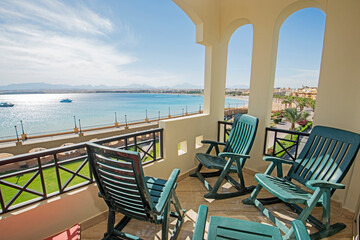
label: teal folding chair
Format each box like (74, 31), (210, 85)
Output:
(243, 126), (360, 239)
(86, 142), (186, 240)
(190, 114), (258, 199)
(193, 205), (310, 240)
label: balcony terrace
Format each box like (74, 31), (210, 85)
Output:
(81, 171), (354, 239)
(0, 0), (359, 239)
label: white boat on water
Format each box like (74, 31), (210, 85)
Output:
(0, 102), (14, 107)
(60, 98), (72, 103)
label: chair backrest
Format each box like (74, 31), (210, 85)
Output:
(86, 142), (155, 222)
(224, 114), (259, 155)
(289, 126), (360, 188)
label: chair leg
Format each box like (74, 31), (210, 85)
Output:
(321, 190), (331, 229)
(114, 215), (132, 232)
(171, 191), (185, 218)
(105, 209), (116, 238)
(162, 201), (170, 240)
(242, 184), (263, 205)
(203, 160), (232, 199)
(104, 213), (133, 240)
(203, 161), (255, 199)
(189, 163), (203, 177)
(170, 191), (186, 240)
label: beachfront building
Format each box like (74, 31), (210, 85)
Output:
(273, 87), (293, 97)
(0, 0), (359, 239)
(293, 86), (318, 100)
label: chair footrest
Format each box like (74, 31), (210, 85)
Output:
(255, 174), (313, 204)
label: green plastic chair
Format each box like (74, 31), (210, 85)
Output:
(86, 142), (186, 240)
(190, 114), (258, 199)
(243, 126), (360, 239)
(193, 205), (310, 240)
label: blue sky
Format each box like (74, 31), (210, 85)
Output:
(0, 1), (325, 89)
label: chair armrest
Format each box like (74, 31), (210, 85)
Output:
(263, 156), (294, 165)
(305, 180), (345, 189)
(292, 220), (310, 240)
(154, 169), (180, 214)
(219, 152), (250, 159)
(193, 205), (208, 240)
(201, 140), (226, 146)
(263, 156), (293, 176)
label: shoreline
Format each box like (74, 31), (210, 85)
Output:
(226, 95), (290, 111)
(226, 95), (249, 108)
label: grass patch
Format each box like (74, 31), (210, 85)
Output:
(0, 158), (90, 211)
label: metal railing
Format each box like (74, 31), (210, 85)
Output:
(0, 128), (163, 214)
(217, 121), (233, 142)
(263, 127), (310, 160)
(1, 108), (202, 142)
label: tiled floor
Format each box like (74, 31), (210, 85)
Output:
(81, 169), (354, 239)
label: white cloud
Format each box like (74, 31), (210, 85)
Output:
(0, 0), (164, 87)
(0, 0), (194, 88)
(0, 0), (113, 35)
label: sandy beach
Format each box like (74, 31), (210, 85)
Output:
(226, 95), (297, 112)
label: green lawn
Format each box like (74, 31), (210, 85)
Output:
(0, 158), (90, 211)
(274, 134), (298, 157)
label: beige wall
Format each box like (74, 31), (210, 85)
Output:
(314, 0), (360, 211)
(0, 185), (107, 240)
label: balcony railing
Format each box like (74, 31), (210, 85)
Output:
(217, 121), (233, 142)
(263, 127), (310, 160)
(0, 128), (163, 214)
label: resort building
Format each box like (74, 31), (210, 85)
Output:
(0, 0), (359, 239)
(293, 87), (318, 100)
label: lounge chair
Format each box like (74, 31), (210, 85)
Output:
(190, 114), (258, 199)
(243, 126), (360, 239)
(86, 142), (186, 240)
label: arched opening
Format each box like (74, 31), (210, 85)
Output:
(271, 8), (325, 131)
(225, 24), (253, 119)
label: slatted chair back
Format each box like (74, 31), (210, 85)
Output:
(86, 142), (155, 222)
(288, 126), (360, 189)
(224, 114), (258, 157)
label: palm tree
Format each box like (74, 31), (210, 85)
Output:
(283, 108), (302, 131)
(301, 111), (311, 121)
(281, 96), (294, 109)
(307, 99), (316, 111)
(295, 97), (308, 111)
(281, 99), (291, 108)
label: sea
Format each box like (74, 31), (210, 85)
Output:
(0, 93), (248, 139)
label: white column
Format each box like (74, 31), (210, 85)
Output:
(203, 42), (229, 124)
(314, 0), (360, 212)
(247, 20), (280, 171)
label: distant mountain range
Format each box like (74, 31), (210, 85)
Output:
(0, 82), (204, 91)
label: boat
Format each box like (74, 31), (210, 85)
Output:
(0, 102), (14, 107)
(60, 98), (72, 103)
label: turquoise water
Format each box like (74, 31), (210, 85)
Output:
(0, 93), (247, 139)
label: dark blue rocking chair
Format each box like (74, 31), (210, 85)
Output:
(86, 142), (186, 240)
(190, 114), (258, 199)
